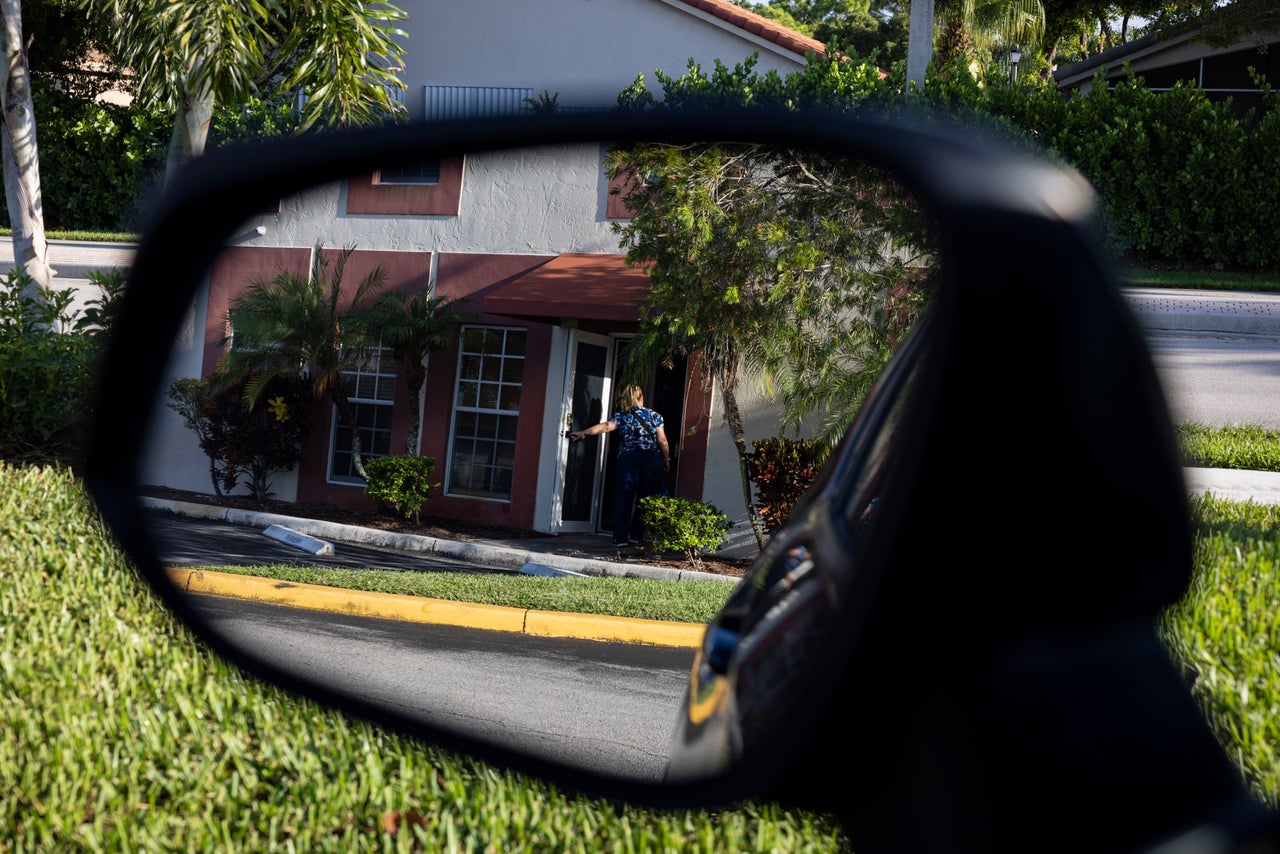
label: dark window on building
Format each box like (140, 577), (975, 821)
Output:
(377, 162), (442, 185)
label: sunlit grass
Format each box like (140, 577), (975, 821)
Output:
(1162, 494), (1280, 807)
(1, 462), (844, 851)
(196, 562), (733, 624)
(1179, 422), (1280, 472)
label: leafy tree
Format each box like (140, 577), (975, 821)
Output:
(218, 245), (388, 481)
(1144, 0), (1280, 47)
(933, 0), (1047, 72)
(734, 0), (884, 52)
(611, 55), (935, 548)
(1039, 0), (1167, 65)
(733, 0), (910, 70)
(22, 0), (114, 94)
(359, 290), (476, 457)
(79, 0), (409, 183)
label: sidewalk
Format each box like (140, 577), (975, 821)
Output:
(1123, 287), (1280, 337)
(1183, 467), (1280, 506)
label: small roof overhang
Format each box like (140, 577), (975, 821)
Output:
(481, 253), (650, 323)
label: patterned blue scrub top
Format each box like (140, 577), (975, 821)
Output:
(610, 406), (664, 453)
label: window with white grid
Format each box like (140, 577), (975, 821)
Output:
(447, 326), (526, 499)
(329, 345), (396, 483)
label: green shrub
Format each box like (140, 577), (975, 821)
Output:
(27, 76), (171, 232)
(167, 372), (312, 501)
(0, 268), (96, 463)
(26, 81), (303, 233)
(72, 266), (129, 344)
(364, 455), (440, 524)
(983, 69), (1280, 271)
(747, 436), (822, 534)
(639, 495), (731, 569)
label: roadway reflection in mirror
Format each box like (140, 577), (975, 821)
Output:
(187, 592), (694, 781)
(135, 138), (938, 783)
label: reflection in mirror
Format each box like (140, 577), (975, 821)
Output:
(133, 138), (939, 783)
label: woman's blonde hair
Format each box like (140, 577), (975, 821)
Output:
(616, 383), (644, 410)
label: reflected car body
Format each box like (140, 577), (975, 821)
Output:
(669, 307), (930, 782)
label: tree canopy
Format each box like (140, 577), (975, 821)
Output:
(80, 0), (408, 178)
(611, 55), (938, 542)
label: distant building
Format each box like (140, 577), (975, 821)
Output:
(143, 0), (823, 552)
(1054, 27), (1278, 116)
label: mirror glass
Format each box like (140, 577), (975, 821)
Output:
(131, 137), (940, 784)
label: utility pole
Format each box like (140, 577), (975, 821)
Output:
(906, 0), (934, 88)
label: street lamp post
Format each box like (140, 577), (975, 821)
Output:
(1009, 44), (1022, 83)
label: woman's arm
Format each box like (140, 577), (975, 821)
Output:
(569, 420), (615, 441)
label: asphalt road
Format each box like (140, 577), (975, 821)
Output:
(189, 591), (693, 781)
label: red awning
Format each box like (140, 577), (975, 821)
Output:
(481, 253), (649, 322)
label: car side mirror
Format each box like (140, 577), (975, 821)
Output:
(84, 107), (1277, 848)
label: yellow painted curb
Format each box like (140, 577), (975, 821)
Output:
(525, 609), (705, 648)
(164, 568), (703, 648)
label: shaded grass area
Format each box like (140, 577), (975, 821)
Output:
(1120, 267), (1280, 292)
(1, 463), (845, 852)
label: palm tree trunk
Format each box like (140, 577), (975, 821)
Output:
(403, 361), (427, 456)
(0, 0), (53, 298)
(165, 83), (214, 187)
(332, 393), (369, 480)
(719, 378), (768, 550)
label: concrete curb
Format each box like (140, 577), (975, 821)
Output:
(1122, 288), (1280, 339)
(166, 567), (705, 648)
(1183, 466), (1280, 506)
(1128, 310), (1280, 337)
(141, 496), (737, 584)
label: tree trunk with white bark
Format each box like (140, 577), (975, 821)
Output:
(0, 0), (53, 299)
(164, 84), (215, 187)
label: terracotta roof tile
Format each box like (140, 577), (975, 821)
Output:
(675, 0), (827, 59)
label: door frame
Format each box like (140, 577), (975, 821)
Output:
(552, 329), (616, 533)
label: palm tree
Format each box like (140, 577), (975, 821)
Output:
(361, 289), (476, 456)
(218, 244), (388, 480)
(84, 0), (408, 183)
(933, 0), (1046, 70)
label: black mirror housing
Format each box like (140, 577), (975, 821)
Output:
(84, 106), (1277, 849)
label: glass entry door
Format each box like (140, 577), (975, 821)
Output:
(558, 331), (613, 533)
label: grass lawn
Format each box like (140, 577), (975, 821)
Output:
(1119, 266), (1280, 292)
(1, 463), (844, 852)
(5, 453), (1280, 848)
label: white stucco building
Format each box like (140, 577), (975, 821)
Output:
(145, 0), (825, 554)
